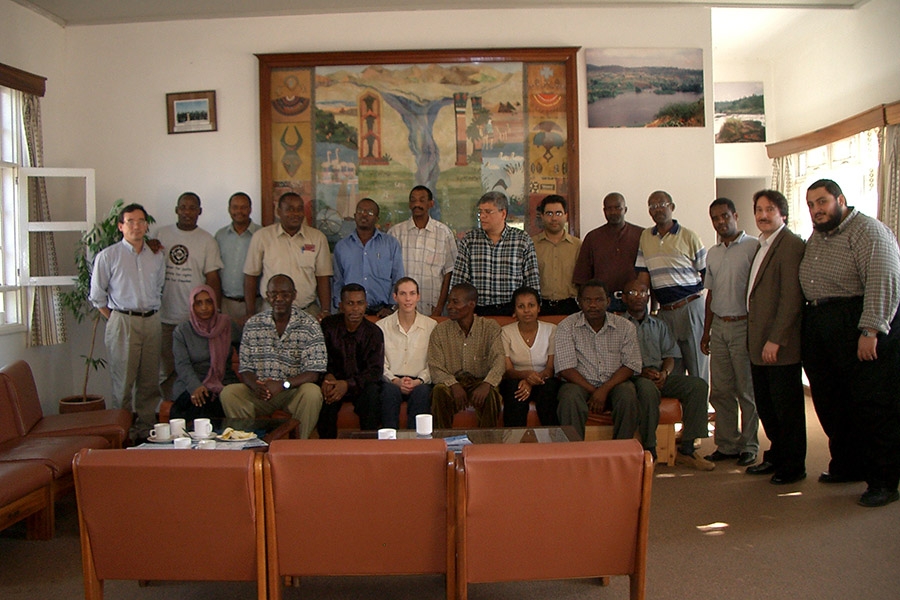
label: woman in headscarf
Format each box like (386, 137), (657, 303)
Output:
(170, 284), (240, 421)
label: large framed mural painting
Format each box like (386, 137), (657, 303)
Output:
(257, 48), (580, 245)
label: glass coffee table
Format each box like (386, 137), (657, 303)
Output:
(338, 426), (580, 444)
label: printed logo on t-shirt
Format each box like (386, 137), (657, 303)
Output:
(169, 244), (189, 266)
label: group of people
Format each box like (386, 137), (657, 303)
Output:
(89, 178), (900, 507)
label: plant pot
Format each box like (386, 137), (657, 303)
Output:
(59, 395), (106, 414)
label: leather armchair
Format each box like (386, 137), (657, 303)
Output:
(456, 439), (652, 600)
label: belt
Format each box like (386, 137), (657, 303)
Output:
(659, 293), (701, 311)
(115, 309), (157, 318)
(715, 314), (747, 322)
(806, 296), (863, 307)
(224, 295), (245, 302)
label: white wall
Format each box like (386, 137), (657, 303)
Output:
(767, 0), (900, 140)
(56, 7), (716, 245)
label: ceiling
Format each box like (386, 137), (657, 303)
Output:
(10, 0), (864, 27)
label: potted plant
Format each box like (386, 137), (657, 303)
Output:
(59, 199), (153, 413)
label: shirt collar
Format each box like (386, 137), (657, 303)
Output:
(651, 219), (681, 237)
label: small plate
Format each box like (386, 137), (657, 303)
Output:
(216, 432), (258, 442)
(189, 431), (217, 440)
(146, 436), (174, 444)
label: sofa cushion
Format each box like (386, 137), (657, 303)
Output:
(0, 360), (44, 433)
(26, 410), (132, 448)
(0, 461), (53, 507)
(0, 435), (110, 477)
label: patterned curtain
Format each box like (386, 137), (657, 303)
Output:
(879, 124), (900, 239)
(23, 93), (67, 346)
(770, 155), (802, 233)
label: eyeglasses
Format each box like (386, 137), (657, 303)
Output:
(625, 290), (649, 297)
(122, 219), (148, 227)
(355, 209), (376, 217)
(476, 208), (499, 217)
(648, 202), (672, 210)
(542, 210), (565, 218)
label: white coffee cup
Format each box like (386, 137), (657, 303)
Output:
(169, 418), (186, 438)
(173, 437), (192, 449)
(193, 418), (213, 438)
(149, 423), (170, 441)
(198, 439), (217, 450)
(377, 428), (397, 440)
(416, 414), (433, 436)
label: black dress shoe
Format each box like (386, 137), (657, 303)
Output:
(857, 487), (900, 507)
(746, 461), (775, 475)
(771, 472), (806, 485)
(818, 471), (866, 484)
(737, 452), (757, 467)
(704, 450), (740, 462)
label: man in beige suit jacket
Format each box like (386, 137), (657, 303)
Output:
(745, 189), (807, 484)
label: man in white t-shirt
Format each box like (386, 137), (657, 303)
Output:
(376, 277), (437, 429)
(154, 192), (223, 401)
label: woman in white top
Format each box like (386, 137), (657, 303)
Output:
(499, 286), (560, 426)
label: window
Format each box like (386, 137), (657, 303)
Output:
(0, 84), (25, 331)
(0, 84), (95, 336)
(787, 127), (880, 239)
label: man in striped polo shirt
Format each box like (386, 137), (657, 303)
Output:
(635, 190), (709, 383)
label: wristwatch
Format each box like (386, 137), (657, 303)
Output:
(283, 379), (291, 390)
(860, 329), (877, 338)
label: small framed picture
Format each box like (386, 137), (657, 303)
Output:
(166, 90), (217, 134)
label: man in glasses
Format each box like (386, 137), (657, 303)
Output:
(532, 194), (581, 315)
(451, 191), (541, 316)
(622, 279), (713, 470)
(635, 190), (709, 383)
(332, 197), (404, 318)
(220, 274), (326, 439)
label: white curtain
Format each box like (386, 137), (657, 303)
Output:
(879, 124), (900, 239)
(23, 93), (67, 346)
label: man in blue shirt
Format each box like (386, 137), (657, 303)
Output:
(215, 192), (260, 325)
(332, 198), (404, 318)
(89, 203), (166, 441)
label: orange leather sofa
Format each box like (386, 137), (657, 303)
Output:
(1, 360), (132, 449)
(264, 439), (456, 600)
(73, 448), (266, 600)
(456, 439), (653, 599)
(0, 368), (110, 513)
(0, 461), (54, 540)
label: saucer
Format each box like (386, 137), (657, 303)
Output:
(146, 436), (174, 444)
(189, 431), (217, 440)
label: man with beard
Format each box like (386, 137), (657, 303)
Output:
(532, 194), (581, 315)
(800, 179), (900, 507)
(573, 192), (644, 313)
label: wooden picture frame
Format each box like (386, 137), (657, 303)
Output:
(257, 48), (580, 241)
(166, 90), (217, 134)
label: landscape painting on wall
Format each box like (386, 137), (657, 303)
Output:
(585, 48), (704, 128)
(714, 82), (766, 143)
(257, 48), (580, 245)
